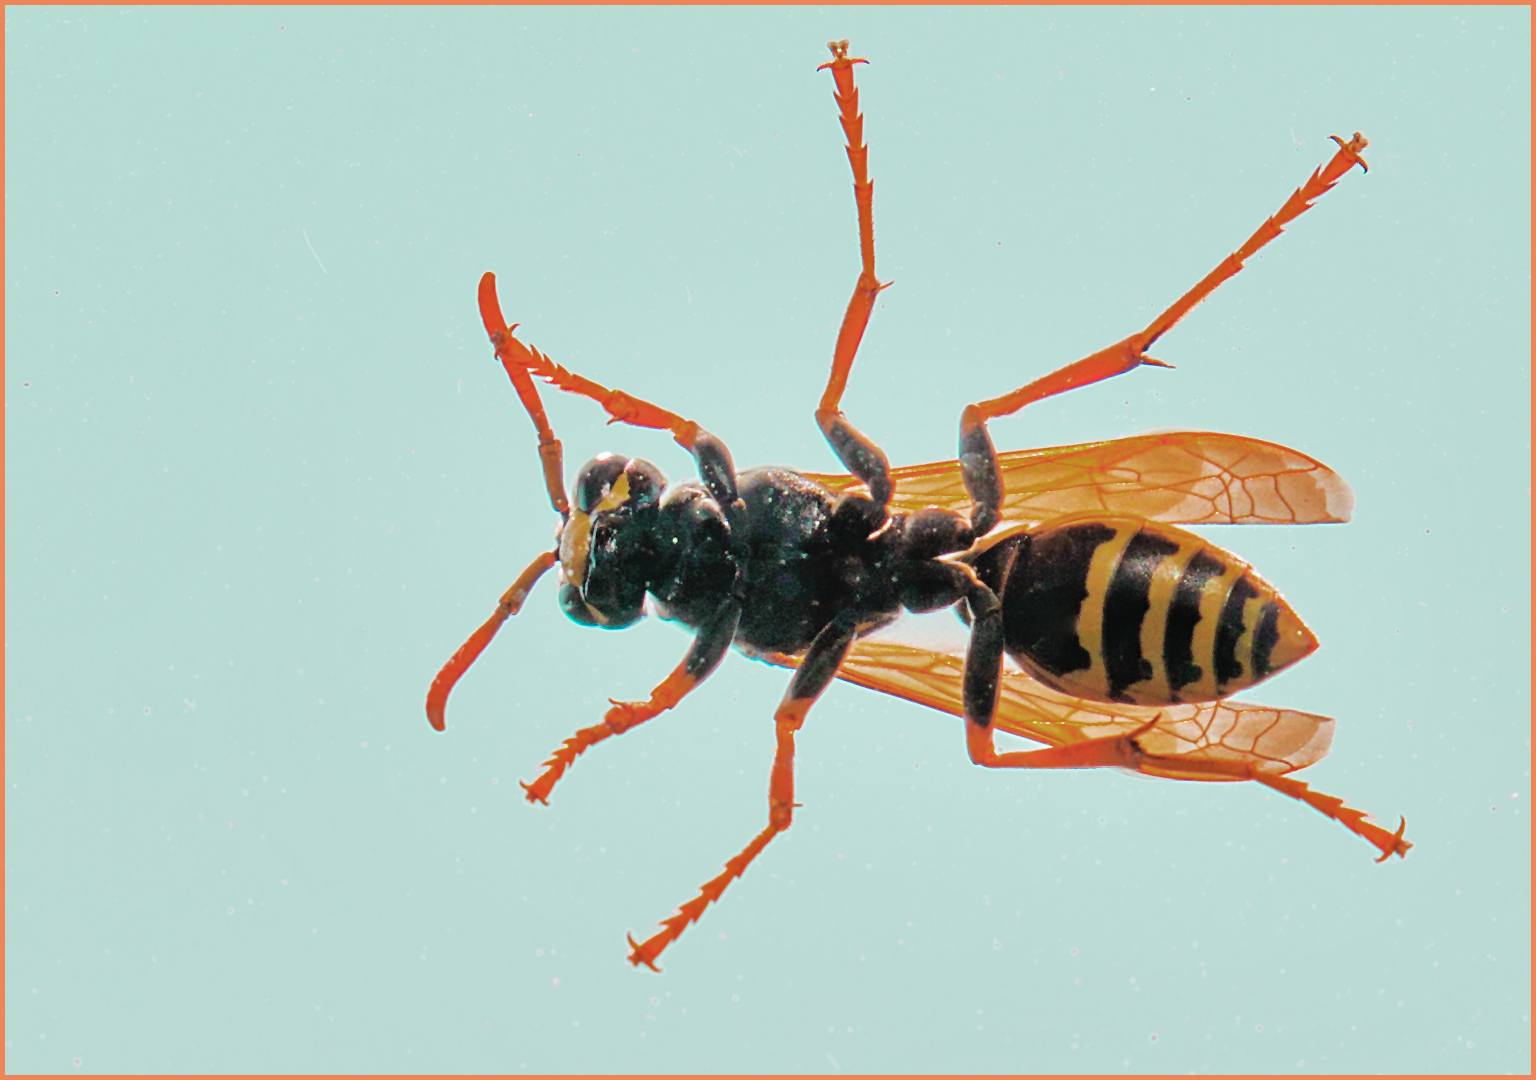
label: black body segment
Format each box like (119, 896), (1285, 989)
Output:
(1101, 529), (1183, 700)
(785, 611), (863, 705)
(1164, 548), (1226, 695)
(682, 600), (743, 681)
(996, 521), (1118, 685)
(690, 429), (741, 515)
(958, 413), (1004, 536)
(557, 449), (1316, 718)
(961, 581), (1004, 726)
(979, 517), (1315, 707)
(1214, 575), (1263, 689)
(817, 412), (894, 507)
(1250, 601), (1285, 681)
(564, 461), (981, 664)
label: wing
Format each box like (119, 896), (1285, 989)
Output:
(801, 430), (1353, 526)
(761, 637), (1334, 782)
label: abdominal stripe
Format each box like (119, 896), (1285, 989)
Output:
(1101, 529), (1181, 701)
(1164, 549), (1225, 695)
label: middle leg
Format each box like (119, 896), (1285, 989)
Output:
(625, 611), (861, 971)
(814, 40), (895, 507)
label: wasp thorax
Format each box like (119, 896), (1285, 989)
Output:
(557, 454), (666, 628)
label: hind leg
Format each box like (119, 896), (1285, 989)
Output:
(957, 134), (1369, 535)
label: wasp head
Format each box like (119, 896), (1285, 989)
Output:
(557, 453), (666, 628)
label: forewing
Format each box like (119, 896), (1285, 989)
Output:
(761, 637), (1334, 781)
(803, 431), (1353, 525)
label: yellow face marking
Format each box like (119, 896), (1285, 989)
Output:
(559, 471), (633, 591)
(1182, 556), (1245, 702)
(1128, 535), (1203, 705)
(1069, 523), (1137, 700)
(559, 510), (593, 589)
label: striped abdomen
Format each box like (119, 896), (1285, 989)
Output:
(991, 516), (1316, 706)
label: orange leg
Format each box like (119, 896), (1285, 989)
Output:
(966, 716), (1154, 771)
(522, 598), (741, 803)
(627, 700), (806, 972)
(424, 275), (582, 732)
(520, 660), (704, 806)
(425, 551), (558, 731)
(483, 270), (749, 539)
(1132, 132), (1369, 352)
(973, 132), (1370, 425)
(958, 133), (1370, 533)
(478, 271), (707, 457)
(814, 40), (896, 505)
(964, 718), (1409, 861)
(1252, 771), (1411, 863)
(476, 272), (571, 518)
(625, 614), (858, 970)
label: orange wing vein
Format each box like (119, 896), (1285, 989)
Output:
(767, 638), (1333, 780)
(801, 430), (1353, 526)
(758, 639), (1409, 859)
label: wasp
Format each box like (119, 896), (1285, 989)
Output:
(427, 40), (1409, 972)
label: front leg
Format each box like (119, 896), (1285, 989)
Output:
(480, 271), (720, 467)
(520, 600), (741, 804)
(687, 428), (747, 536)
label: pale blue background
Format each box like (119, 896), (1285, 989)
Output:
(6, 6), (1530, 1074)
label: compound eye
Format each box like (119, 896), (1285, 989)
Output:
(558, 583), (603, 626)
(623, 459), (666, 510)
(573, 454), (632, 514)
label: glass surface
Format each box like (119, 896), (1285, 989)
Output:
(6, 6), (1529, 1073)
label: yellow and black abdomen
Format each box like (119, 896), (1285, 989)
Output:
(983, 515), (1317, 706)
